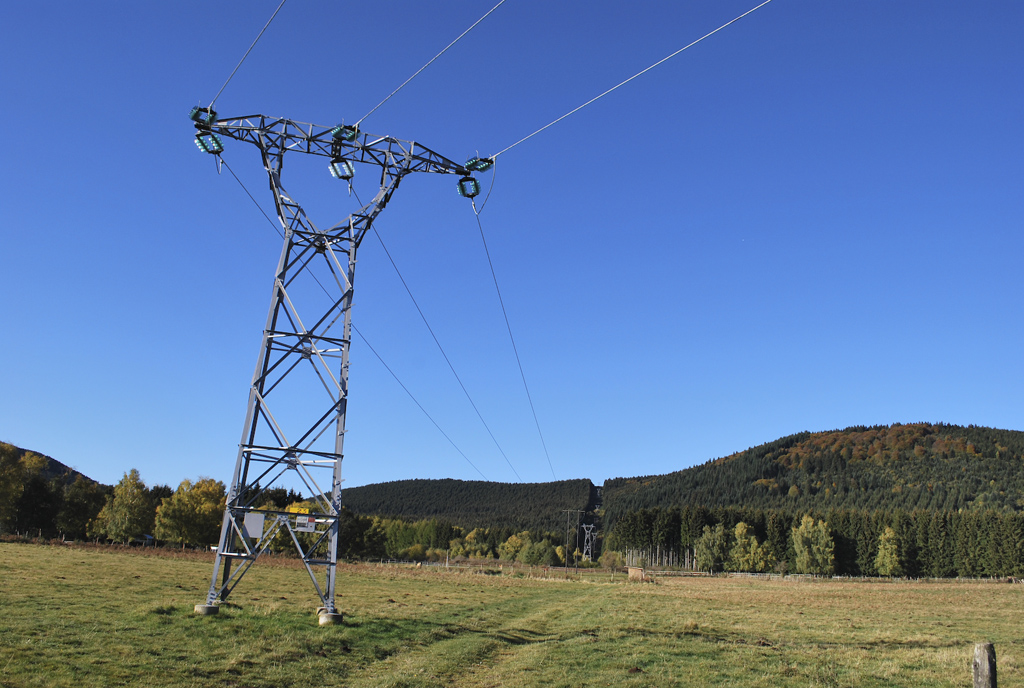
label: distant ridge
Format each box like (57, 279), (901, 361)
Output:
(13, 423), (1022, 537)
(602, 423), (1024, 528)
(342, 477), (593, 533)
(333, 424), (1024, 533)
(1, 442), (99, 486)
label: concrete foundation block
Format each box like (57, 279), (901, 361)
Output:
(318, 612), (344, 626)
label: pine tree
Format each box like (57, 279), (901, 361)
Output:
(854, 511), (879, 576)
(765, 511), (791, 569)
(828, 509), (857, 575)
(1001, 513), (1024, 577)
(891, 510), (919, 577)
(927, 512), (954, 578)
(952, 512), (976, 577)
(914, 511), (931, 576)
(979, 511), (1003, 577)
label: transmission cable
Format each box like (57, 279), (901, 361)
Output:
(471, 197), (556, 481)
(209, 0), (289, 109)
(353, 190), (523, 481)
(352, 324), (488, 480)
(491, 0), (773, 158)
(219, 155), (487, 479)
(222, 157), (284, 240)
(355, 0), (507, 126)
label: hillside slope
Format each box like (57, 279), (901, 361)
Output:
(602, 423), (1024, 527)
(2, 442), (97, 486)
(341, 478), (593, 533)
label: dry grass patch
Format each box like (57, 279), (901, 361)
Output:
(1, 543), (1022, 687)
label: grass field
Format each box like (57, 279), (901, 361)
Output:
(0, 542), (1020, 687)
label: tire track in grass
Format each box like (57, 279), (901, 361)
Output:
(442, 582), (624, 687)
(342, 581), (576, 687)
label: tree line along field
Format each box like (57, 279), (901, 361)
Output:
(609, 505), (1024, 577)
(8, 424), (1024, 579)
(1, 541), (1022, 688)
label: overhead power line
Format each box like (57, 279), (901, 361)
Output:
(210, 0), (289, 108)
(356, 186), (522, 482)
(491, 0), (774, 158)
(356, 0), (508, 126)
(369, 224), (523, 481)
(352, 324), (488, 480)
(472, 200), (557, 481)
(221, 157), (284, 240)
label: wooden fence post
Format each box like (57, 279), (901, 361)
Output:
(973, 642), (996, 688)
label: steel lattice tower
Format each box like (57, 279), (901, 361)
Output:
(189, 108), (487, 623)
(581, 523), (595, 562)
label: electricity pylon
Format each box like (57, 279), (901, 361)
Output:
(189, 107), (487, 624)
(581, 523), (595, 562)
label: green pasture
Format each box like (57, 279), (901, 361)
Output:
(0, 542), (1020, 687)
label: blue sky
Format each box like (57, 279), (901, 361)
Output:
(1, 1), (1022, 491)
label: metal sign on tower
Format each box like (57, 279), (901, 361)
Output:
(189, 106), (488, 625)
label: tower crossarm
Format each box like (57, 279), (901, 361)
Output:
(195, 113), (472, 176)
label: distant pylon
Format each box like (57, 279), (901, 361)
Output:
(581, 523), (595, 562)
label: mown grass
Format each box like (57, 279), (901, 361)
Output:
(0, 542), (1021, 687)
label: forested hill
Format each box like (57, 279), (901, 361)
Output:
(341, 478), (593, 533)
(602, 424), (1024, 528)
(4, 443), (96, 486)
